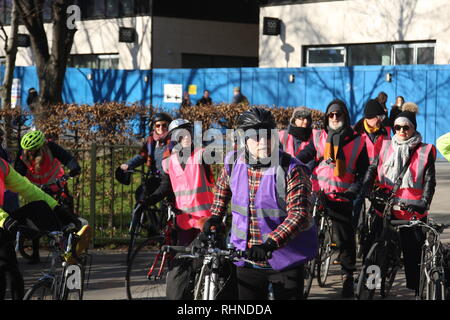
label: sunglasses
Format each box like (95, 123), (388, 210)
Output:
(394, 125), (411, 132)
(154, 123), (168, 129)
(328, 112), (343, 119)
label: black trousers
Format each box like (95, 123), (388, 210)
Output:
(236, 265), (304, 300)
(326, 200), (356, 276)
(0, 229), (24, 300)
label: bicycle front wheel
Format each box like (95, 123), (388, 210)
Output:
(303, 257), (316, 299)
(355, 242), (379, 300)
(125, 237), (168, 300)
(23, 279), (55, 300)
(316, 218), (333, 287)
(61, 264), (84, 300)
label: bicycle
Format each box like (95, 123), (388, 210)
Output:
(162, 231), (252, 300)
(355, 202), (412, 300)
(417, 219), (450, 300)
(312, 190), (348, 288)
(123, 169), (164, 263)
(18, 174), (74, 262)
(22, 221), (92, 300)
(125, 202), (178, 300)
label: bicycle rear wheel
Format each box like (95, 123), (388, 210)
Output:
(125, 237), (168, 300)
(23, 279), (55, 300)
(316, 218), (332, 287)
(303, 257), (316, 299)
(18, 235), (40, 262)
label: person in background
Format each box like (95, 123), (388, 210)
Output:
(389, 95), (405, 127)
(196, 90), (213, 106)
(231, 86), (249, 105)
(278, 106), (315, 171)
(180, 91), (192, 108)
(0, 128), (19, 216)
(376, 91), (390, 127)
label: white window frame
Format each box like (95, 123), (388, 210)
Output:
(393, 43), (435, 65)
(306, 46), (346, 67)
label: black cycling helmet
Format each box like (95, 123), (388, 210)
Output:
(236, 107), (276, 131)
(151, 112), (172, 126)
(115, 166), (131, 185)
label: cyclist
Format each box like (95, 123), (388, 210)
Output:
(0, 157), (81, 300)
(148, 119), (215, 299)
(203, 107), (317, 300)
(437, 132), (450, 162)
(119, 112), (173, 175)
(14, 130), (81, 263)
(352, 99), (391, 229)
(362, 107), (436, 296)
(278, 106), (315, 171)
(297, 99), (369, 298)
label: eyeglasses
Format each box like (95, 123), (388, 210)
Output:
(328, 112), (343, 119)
(154, 123), (168, 129)
(394, 125), (411, 132)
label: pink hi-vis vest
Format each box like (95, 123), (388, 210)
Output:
(0, 159), (10, 206)
(362, 126), (391, 165)
(377, 140), (436, 220)
(278, 130), (312, 157)
(311, 129), (366, 202)
(162, 148), (213, 230)
(20, 145), (65, 185)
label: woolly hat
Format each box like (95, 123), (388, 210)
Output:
(290, 106), (312, 124)
(364, 99), (385, 118)
(395, 111), (417, 130)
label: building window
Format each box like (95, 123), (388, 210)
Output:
(305, 41), (435, 67)
(306, 47), (346, 66)
(68, 54), (119, 69)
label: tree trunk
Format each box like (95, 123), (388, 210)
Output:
(1, 0), (20, 150)
(15, 0), (76, 128)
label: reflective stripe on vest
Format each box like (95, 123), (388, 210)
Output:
(363, 127), (391, 164)
(311, 131), (365, 200)
(377, 140), (435, 219)
(0, 159), (9, 206)
(167, 148), (213, 230)
(21, 145), (64, 185)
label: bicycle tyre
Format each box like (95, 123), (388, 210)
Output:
(125, 236), (168, 300)
(127, 204), (145, 262)
(316, 218), (332, 287)
(355, 242), (378, 300)
(193, 263), (209, 300)
(23, 279), (55, 300)
(380, 244), (400, 298)
(430, 272), (446, 300)
(303, 257), (316, 299)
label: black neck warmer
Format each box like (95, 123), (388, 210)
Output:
(288, 125), (312, 141)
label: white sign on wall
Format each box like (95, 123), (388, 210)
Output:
(11, 78), (21, 109)
(164, 84), (183, 103)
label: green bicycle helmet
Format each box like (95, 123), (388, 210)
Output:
(21, 130), (45, 150)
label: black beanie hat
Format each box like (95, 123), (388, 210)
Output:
(364, 99), (385, 118)
(395, 111), (417, 129)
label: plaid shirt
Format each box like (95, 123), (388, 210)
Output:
(210, 161), (312, 267)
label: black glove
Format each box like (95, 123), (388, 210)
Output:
(53, 205), (81, 231)
(406, 200), (428, 214)
(3, 216), (40, 239)
(335, 191), (357, 201)
(246, 238), (278, 262)
(3, 215), (20, 234)
(202, 215), (223, 234)
(69, 166), (81, 178)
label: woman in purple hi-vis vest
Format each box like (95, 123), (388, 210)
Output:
(203, 107), (317, 300)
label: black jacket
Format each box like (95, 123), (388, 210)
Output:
(362, 144), (436, 206)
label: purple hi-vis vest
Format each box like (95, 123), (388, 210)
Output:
(225, 150), (318, 271)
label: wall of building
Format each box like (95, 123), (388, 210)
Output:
(259, 0), (450, 67)
(0, 16), (258, 70)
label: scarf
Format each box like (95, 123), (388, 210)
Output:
(324, 125), (353, 177)
(288, 125), (312, 142)
(363, 119), (381, 134)
(383, 132), (422, 188)
(152, 130), (169, 143)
